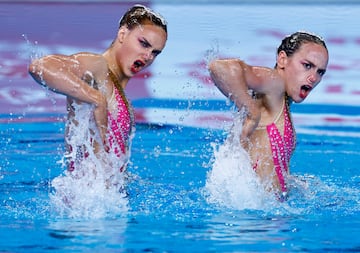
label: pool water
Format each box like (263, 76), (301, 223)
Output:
(1, 120), (359, 252)
(1, 1), (360, 252)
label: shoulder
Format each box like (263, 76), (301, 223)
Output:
(69, 53), (108, 78)
(209, 58), (271, 79)
(72, 53), (107, 70)
(208, 58), (243, 73)
(37, 52), (107, 72)
(71, 52), (103, 62)
(248, 67), (284, 95)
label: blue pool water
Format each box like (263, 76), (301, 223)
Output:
(1, 1), (360, 252)
(1, 119), (360, 251)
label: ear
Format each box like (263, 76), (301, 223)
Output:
(117, 27), (128, 43)
(276, 50), (288, 69)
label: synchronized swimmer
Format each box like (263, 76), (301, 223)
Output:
(28, 5), (168, 207)
(29, 5), (329, 205)
(209, 31), (328, 200)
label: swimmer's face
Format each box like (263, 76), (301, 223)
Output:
(281, 42), (328, 103)
(116, 23), (167, 77)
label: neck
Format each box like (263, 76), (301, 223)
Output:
(103, 50), (128, 90)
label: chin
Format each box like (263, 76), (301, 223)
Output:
(295, 98), (305, 103)
(288, 95), (303, 104)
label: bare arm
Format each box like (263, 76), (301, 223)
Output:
(209, 58), (263, 141)
(209, 59), (259, 110)
(29, 54), (108, 147)
(29, 54), (105, 105)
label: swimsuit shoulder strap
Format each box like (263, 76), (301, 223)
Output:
(107, 68), (135, 127)
(256, 99), (285, 130)
(273, 99), (285, 125)
(266, 96), (291, 193)
(107, 68), (124, 94)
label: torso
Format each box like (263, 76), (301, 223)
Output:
(247, 97), (296, 193)
(64, 54), (134, 171)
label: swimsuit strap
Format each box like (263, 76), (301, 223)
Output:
(273, 100), (285, 125)
(256, 100), (285, 130)
(266, 96), (295, 193)
(284, 96), (296, 152)
(107, 68), (135, 129)
(107, 68), (135, 156)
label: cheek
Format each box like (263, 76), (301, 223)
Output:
(286, 64), (299, 76)
(120, 44), (137, 61)
(286, 66), (304, 84)
(116, 50), (128, 67)
(285, 75), (299, 94)
(123, 36), (139, 51)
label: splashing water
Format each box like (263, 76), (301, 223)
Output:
(204, 110), (360, 216)
(204, 111), (276, 210)
(50, 169), (128, 219)
(49, 102), (130, 219)
(22, 33), (41, 61)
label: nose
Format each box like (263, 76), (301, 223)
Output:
(307, 72), (319, 85)
(143, 49), (154, 63)
(307, 75), (315, 84)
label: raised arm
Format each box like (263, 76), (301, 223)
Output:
(29, 54), (108, 147)
(29, 54), (105, 106)
(208, 59), (261, 141)
(209, 59), (258, 110)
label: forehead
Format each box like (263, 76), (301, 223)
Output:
(296, 42), (329, 68)
(130, 24), (167, 50)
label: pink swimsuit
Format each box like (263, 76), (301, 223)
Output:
(67, 70), (134, 172)
(107, 84), (134, 156)
(266, 101), (296, 194)
(252, 99), (296, 198)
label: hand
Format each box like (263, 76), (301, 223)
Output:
(93, 93), (110, 152)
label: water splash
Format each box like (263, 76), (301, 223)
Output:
(22, 33), (43, 61)
(204, 111), (274, 210)
(204, 110), (360, 216)
(204, 39), (220, 65)
(50, 169), (128, 219)
(49, 103), (130, 219)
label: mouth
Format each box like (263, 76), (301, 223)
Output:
(299, 84), (313, 99)
(130, 60), (145, 74)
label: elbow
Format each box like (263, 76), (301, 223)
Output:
(208, 59), (222, 76)
(28, 59), (42, 81)
(28, 60), (36, 76)
(208, 59), (226, 87)
(28, 58), (49, 86)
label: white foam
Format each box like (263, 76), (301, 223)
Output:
(49, 102), (130, 219)
(204, 112), (275, 210)
(204, 113), (359, 215)
(50, 168), (128, 219)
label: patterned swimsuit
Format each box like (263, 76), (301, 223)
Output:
(266, 100), (296, 194)
(67, 69), (134, 172)
(253, 98), (296, 196)
(107, 69), (134, 157)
